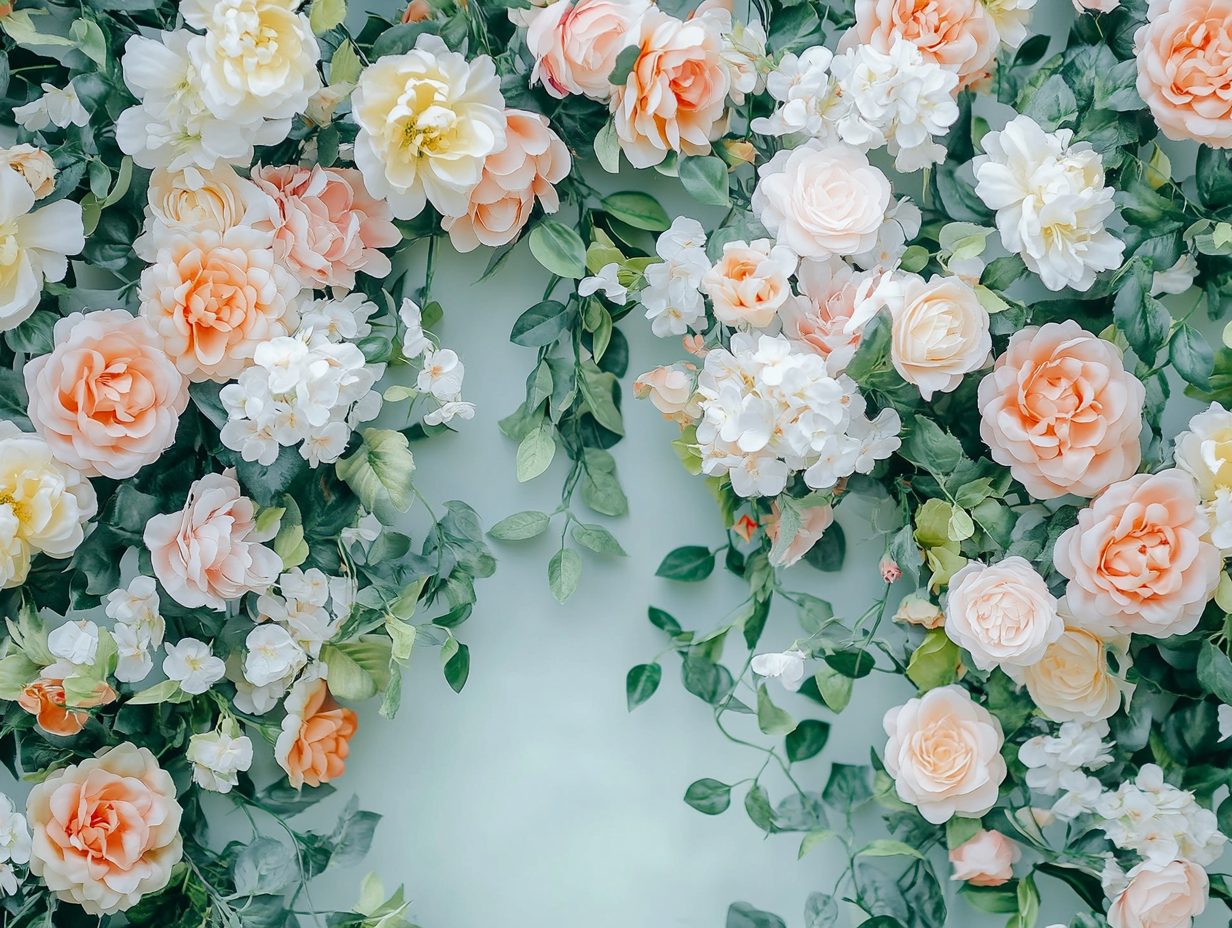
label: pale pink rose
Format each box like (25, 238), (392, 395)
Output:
(944, 557), (1061, 671)
(883, 684), (1006, 824)
(766, 502), (836, 567)
(752, 142), (892, 260)
(949, 830), (1020, 886)
(978, 321), (1145, 500)
(0, 144), (56, 198)
(842, 0), (1000, 88)
(633, 364), (695, 416)
(443, 109), (571, 252)
(1054, 469), (1223, 638)
(1075, 0), (1119, 10)
(1108, 859), (1208, 928)
(143, 470), (282, 611)
(527, 0), (650, 100)
(27, 743), (182, 915)
(25, 311), (188, 480)
(701, 239), (797, 328)
(610, 8), (731, 169)
(251, 164), (400, 289)
(1134, 0), (1232, 148)
(138, 226), (300, 382)
(780, 257), (879, 374)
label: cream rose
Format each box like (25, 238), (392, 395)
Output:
(352, 34), (507, 220)
(752, 142), (892, 260)
(949, 830), (1020, 886)
(884, 685), (1006, 824)
(1174, 402), (1232, 549)
(700, 239), (797, 328)
(1108, 859), (1208, 928)
(134, 164), (273, 261)
(27, 743), (182, 915)
(1054, 469), (1223, 638)
(610, 9), (732, 168)
(143, 470), (282, 610)
(527, 0), (651, 100)
(1013, 623), (1131, 722)
(878, 273), (991, 401)
(0, 145), (56, 198)
(944, 557), (1063, 671)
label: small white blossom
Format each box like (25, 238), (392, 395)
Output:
(641, 218), (711, 337)
(342, 512), (382, 548)
(1020, 720), (1114, 794)
(750, 47), (849, 141)
(1093, 764), (1226, 866)
(112, 621), (154, 684)
(243, 624), (307, 689)
(579, 263), (628, 304)
(13, 83), (90, 132)
(105, 577), (163, 641)
(187, 721), (254, 794)
(0, 794), (30, 866)
(1152, 254), (1198, 296)
(300, 293), (377, 342)
(399, 298), (432, 359)
(47, 620), (99, 667)
(424, 400), (477, 426)
(0, 863), (17, 896)
(163, 638), (226, 695)
(418, 348), (466, 400)
(751, 649), (807, 691)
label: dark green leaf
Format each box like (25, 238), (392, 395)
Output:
(684, 778), (731, 814)
(786, 719), (831, 762)
(1197, 146), (1232, 211)
(825, 649), (875, 678)
(510, 300), (573, 347)
(1197, 640), (1232, 703)
(443, 642), (470, 693)
(744, 782), (777, 832)
(823, 763), (873, 812)
(678, 155), (730, 207)
(648, 606), (683, 635)
(607, 45), (641, 86)
(656, 545), (715, 581)
(626, 663), (662, 710)
(1170, 323), (1215, 391)
(601, 192), (670, 231)
(803, 523), (846, 572)
(727, 902), (787, 928)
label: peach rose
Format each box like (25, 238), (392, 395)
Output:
(843, 0), (1000, 87)
(767, 501), (836, 567)
(24, 311), (188, 480)
(402, 0), (431, 22)
(1013, 624), (1130, 722)
(442, 109), (572, 252)
(0, 144), (56, 198)
(1054, 469), (1223, 638)
(527, 0), (651, 100)
(26, 743), (182, 915)
(138, 225), (300, 382)
(143, 470), (282, 611)
(949, 830), (1020, 886)
(944, 557), (1062, 671)
(781, 257), (879, 375)
(1108, 859), (1208, 928)
(17, 663), (116, 738)
(978, 321), (1145, 500)
(881, 273), (991, 401)
(893, 592), (945, 628)
(275, 674), (358, 788)
(701, 239), (797, 328)
(251, 164), (400, 289)
(610, 8), (731, 169)
(134, 164), (273, 261)
(752, 142), (892, 260)
(634, 364), (695, 416)
(883, 684), (1006, 824)
(1134, 0), (1232, 148)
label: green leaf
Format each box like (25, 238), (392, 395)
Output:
(822, 763), (872, 812)
(824, 649), (875, 679)
(571, 522), (627, 556)
(906, 628), (961, 691)
(548, 548), (582, 604)
(594, 119), (621, 174)
(1197, 146), (1232, 211)
(813, 664), (852, 713)
(981, 255), (1028, 291)
(727, 902), (787, 928)
(577, 361), (624, 435)
(856, 839), (927, 860)
(1170, 323), (1215, 391)
(233, 837), (300, 896)
(803, 522), (845, 572)
(900, 416), (964, 475)
(127, 679), (189, 706)
(510, 300), (572, 347)
(1114, 260), (1170, 365)
(309, 0), (347, 34)
(785, 719), (831, 762)
(959, 883), (1020, 914)
(0, 653), (39, 700)
(656, 546), (715, 581)
(946, 816), (984, 850)
(744, 783), (777, 833)
(529, 219), (586, 279)
(678, 155), (730, 207)
(601, 192), (670, 231)
(684, 778), (731, 814)
(442, 641), (470, 693)
(756, 685), (798, 736)
(626, 663), (662, 710)
(797, 595), (834, 635)
(489, 510), (551, 541)
(582, 466), (628, 517)
(798, 829), (839, 859)
(1021, 73), (1077, 130)
(337, 429), (417, 513)
(322, 643), (379, 701)
(648, 606), (683, 635)
(607, 44), (641, 86)
(1197, 640), (1232, 703)
(516, 425), (556, 482)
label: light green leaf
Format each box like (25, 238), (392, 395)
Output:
(489, 510), (552, 541)
(530, 219), (587, 279)
(571, 522), (627, 556)
(69, 18), (106, 66)
(330, 39), (363, 84)
(678, 155), (730, 207)
(594, 120), (621, 174)
(756, 685), (797, 736)
(0, 653), (41, 700)
(601, 192), (670, 231)
(855, 838), (926, 860)
(309, 0), (347, 34)
(1, 11), (76, 49)
(127, 679), (188, 706)
(386, 619), (417, 663)
(578, 362), (624, 435)
(798, 829), (839, 859)
(337, 429), (417, 513)
(946, 816), (984, 850)
(813, 664), (852, 713)
(548, 548), (582, 604)
(516, 426), (556, 482)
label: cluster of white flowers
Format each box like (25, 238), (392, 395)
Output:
(752, 38), (960, 172)
(974, 114), (1124, 292)
(694, 333), (901, 497)
(1093, 764), (1226, 867)
(187, 717), (254, 794)
(0, 793), (30, 896)
(398, 299), (476, 426)
(219, 313), (384, 467)
(116, 0), (320, 171)
(639, 218), (712, 337)
(1020, 720), (1114, 817)
(105, 576), (167, 684)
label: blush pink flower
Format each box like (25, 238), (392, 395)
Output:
(144, 470), (282, 611)
(1054, 469), (1223, 638)
(766, 501), (836, 567)
(443, 109), (571, 252)
(949, 830), (1020, 886)
(1108, 859), (1208, 928)
(527, 0), (651, 100)
(26, 743), (182, 915)
(25, 311), (188, 480)
(633, 364), (695, 417)
(780, 258), (879, 375)
(251, 164), (400, 289)
(978, 321), (1145, 500)
(842, 0), (1000, 87)
(1134, 0), (1232, 148)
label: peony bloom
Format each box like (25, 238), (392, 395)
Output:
(780, 257), (879, 375)
(1014, 624), (1131, 722)
(766, 501), (836, 567)
(974, 115), (1123, 292)
(610, 9), (732, 168)
(442, 109), (572, 252)
(944, 557), (1062, 671)
(752, 142), (892, 260)
(252, 164), (399, 289)
(144, 470), (282, 610)
(633, 364), (695, 417)
(181, 0), (321, 125)
(949, 830), (1020, 886)
(883, 684), (1006, 824)
(0, 145), (57, 198)
(879, 273), (991, 401)
(1108, 859), (1208, 928)
(25, 311), (189, 480)
(134, 164), (273, 261)
(842, 0), (1000, 87)
(138, 225), (301, 382)
(275, 674), (358, 788)
(527, 0), (652, 100)
(979, 321), (1144, 499)
(0, 164), (85, 332)
(27, 744), (182, 915)
(1135, 0), (1232, 148)
(352, 34), (507, 220)
(701, 239), (798, 328)
(1174, 402), (1232, 550)
(1054, 469), (1223, 638)
(17, 664), (116, 737)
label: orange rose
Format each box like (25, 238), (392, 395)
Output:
(275, 675), (358, 788)
(26, 743), (182, 915)
(17, 668), (116, 738)
(842, 0), (999, 87)
(1135, 0), (1232, 147)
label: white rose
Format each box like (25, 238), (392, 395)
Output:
(1174, 401), (1232, 550)
(883, 684), (1006, 824)
(47, 621), (99, 667)
(1108, 860), (1208, 928)
(0, 165), (84, 331)
(944, 558), (1063, 671)
(352, 35), (507, 220)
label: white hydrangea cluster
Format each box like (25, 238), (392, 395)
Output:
(1093, 764), (1226, 867)
(751, 38), (960, 172)
(398, 299), (477, 426)
(1020, 719), (1114, 816)
(105, 576), (167, 684)
(640, 218), (712, 337)
(694, 333), (902, 497)
(219, 313), (384, 467)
